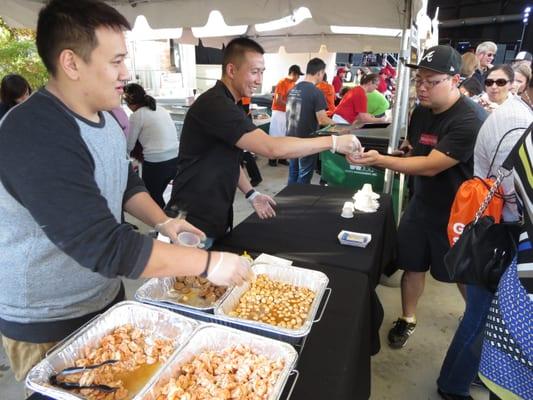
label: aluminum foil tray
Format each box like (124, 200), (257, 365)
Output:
(138, 324), (298, 400)
(25, 301), (198, 400)
(135, 277), (230, 314)
(215, 262), (330, 343)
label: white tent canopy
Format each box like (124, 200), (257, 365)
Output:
(1, 0), (422, 52)
(185, 18), (405, 53)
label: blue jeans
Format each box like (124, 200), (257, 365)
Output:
(437, 285), (494, 395)
(288, 155), (317, 184)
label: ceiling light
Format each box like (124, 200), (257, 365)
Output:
(192, 10), (247, 38)
(330, 25), (402, 37)
(129, 15), (183, 40)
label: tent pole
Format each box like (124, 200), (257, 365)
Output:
(383, 0), (412, 195)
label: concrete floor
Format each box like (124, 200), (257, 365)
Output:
(0, 156), (489, 399)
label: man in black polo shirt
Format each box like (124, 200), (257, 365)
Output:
(347, 46), (486, 352)
(167, 38), (359, 244)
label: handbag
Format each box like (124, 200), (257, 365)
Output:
(446, 128), (524, 246)
(447, 177), (504, 246)
(444, 126), (530, 292)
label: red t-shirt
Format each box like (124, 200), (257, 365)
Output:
(333, 86), (367, 124)
(271, 78), (296, 112)
(332, 75), (343, 94)
(377, 76), (388, 93)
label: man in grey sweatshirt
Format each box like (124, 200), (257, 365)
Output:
(0, 0), (250, 380)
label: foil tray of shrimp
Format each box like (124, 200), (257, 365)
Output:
(135, 276), (230, 314)
(26, 301), (198, 400)
(215, 262), (329, 342)
(138, 324), (298, 400)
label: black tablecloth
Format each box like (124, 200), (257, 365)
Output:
(27, 263), (372, 400)
(277, 261), (372, 399)
(27, 185), (396, 400)
(214, 184), (399, 399)
(217, 184), (397, 286)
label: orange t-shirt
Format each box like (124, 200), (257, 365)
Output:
(272, 78), (296, 112)
(316, 81), (336, 116)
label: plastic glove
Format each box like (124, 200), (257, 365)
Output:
(334, 134), (362, 155)
(249, 192), (277, 219)
(207, 252), (252, 286)
(155, 218), (206, 244)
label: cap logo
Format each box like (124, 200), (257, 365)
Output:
(421, 50), (435, 63)
(450, 66), (455, 72)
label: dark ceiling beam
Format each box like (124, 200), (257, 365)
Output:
(440, 14), (521, 28)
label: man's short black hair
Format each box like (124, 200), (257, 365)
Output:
(36, 0), (131, 76)
(222, 37), (264, 76)
(459, 77), (483, 97)
(306, 58), (326, 75)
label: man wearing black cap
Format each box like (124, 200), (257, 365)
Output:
(268, 64), (303, 166)
(347, 45), (486, 361)
(512, 50), (533, 69)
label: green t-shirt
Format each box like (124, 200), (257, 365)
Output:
(366, 91), (389, 116)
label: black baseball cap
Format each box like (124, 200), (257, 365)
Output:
(513, 51), (533, 62)
(288, 64), (304, 75)
(406, 45), (462, 75)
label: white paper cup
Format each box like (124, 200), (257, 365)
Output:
(177, 232), (201, 247)
(341, 207), (354, 218)
(343, 201), (354, 211)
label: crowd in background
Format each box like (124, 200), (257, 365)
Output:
(0, 9), (531, 399)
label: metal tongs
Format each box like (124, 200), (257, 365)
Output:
(49, 359), (119, 393)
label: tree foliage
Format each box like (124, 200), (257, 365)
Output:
(0, 17), (48, 91)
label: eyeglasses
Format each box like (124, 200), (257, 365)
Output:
(484, 79), (510, 87)
(412, 76), (451, 88)
(486, 53), (495, 58)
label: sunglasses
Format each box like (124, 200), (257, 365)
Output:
(484, 79), (509, 87)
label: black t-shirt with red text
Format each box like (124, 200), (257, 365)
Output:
(406, 95), (487, 227)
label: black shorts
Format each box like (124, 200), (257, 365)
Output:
(397, 203), (452, 283)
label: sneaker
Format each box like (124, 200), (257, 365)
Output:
(388, 318), (416, 349)
(437, 388), (473, 400)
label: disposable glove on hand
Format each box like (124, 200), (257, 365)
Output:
(207, 252), (253, 286)
(249, 192), (277, 219)
(333, 134), (362, 155)
(155, 218), (206, 244)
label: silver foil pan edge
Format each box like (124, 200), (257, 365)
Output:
(138, 324), (298, 400)
(215, 262), (329, 338)
(135, 277), (230, 313)
(26, 301), (198, 400)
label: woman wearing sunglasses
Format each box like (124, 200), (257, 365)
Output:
(473, 65), (515, 113)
